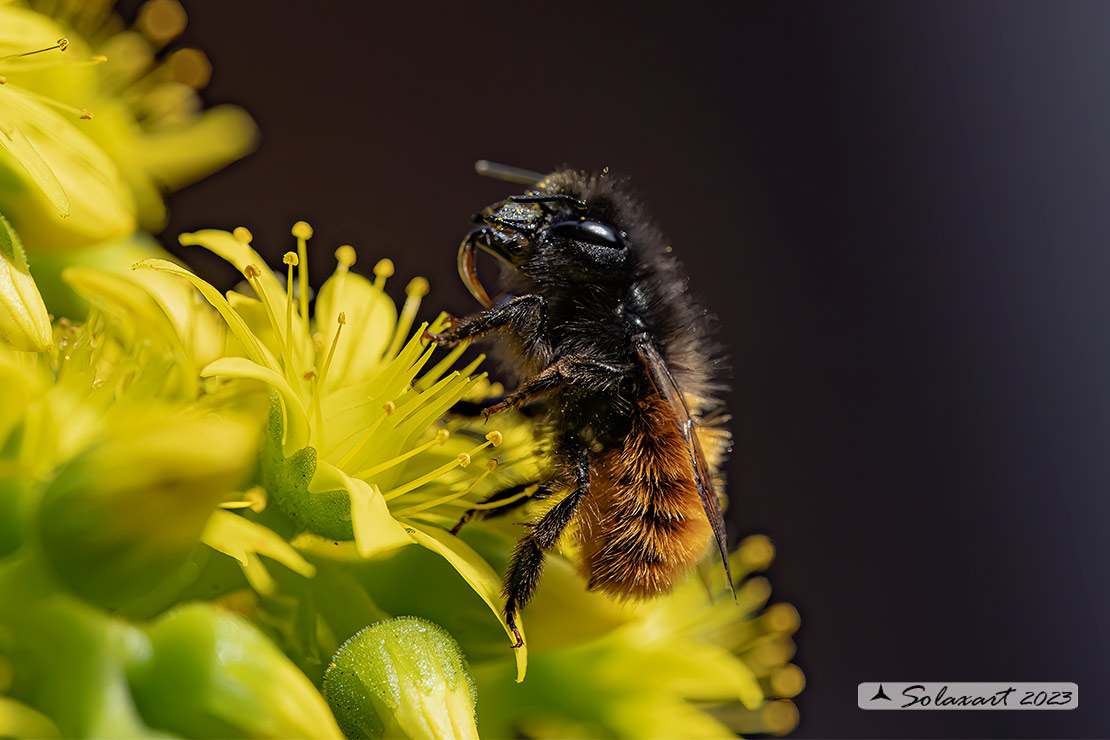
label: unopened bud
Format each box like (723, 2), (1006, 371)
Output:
(323, 617), (478, 740)
(130, 604), (343, 738)
(0, 215), (51, 351)
(38, 413), (256, 608)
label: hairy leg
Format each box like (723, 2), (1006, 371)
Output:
(502, 441), (590, 647)
(424, 293), (547, 345)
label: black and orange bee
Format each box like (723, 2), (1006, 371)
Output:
(429, 162), (732, 646)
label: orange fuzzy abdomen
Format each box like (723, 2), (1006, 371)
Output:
(573, 395), (712, 599)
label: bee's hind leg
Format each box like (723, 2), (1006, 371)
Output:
(502, 440), (589, 648)
(449, 480), (552, 535)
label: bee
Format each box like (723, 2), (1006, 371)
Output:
(428, 161), (732, 647)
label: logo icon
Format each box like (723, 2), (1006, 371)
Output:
(870, 684), (892, 701)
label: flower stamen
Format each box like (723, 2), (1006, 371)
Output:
(282, 250), (298, 366)
(335, 245), (356, 272)
(308, 311), (345, 447)
(244, 262), (297, 387)
(0, 39), (69, 62)
(382, 435), (500, 502)
(392, 460), (501, 518)
(385, 277), (429, 360)
(352, 428), (451, 480)
(136, 0), (188, 45)
(372, 258), (393, 290)
(334, 411), (390, 470)
(218, 486), (266, 514)
(291, 221), (312, 326)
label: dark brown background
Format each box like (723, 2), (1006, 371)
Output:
(144, 1), (1110, 737)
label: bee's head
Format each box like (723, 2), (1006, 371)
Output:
(458, 183), (632, 308)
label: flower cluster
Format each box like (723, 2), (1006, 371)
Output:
(0, 2), (803, 737)
(0, 0), (257, 315)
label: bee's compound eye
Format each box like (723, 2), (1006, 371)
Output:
(549, 220), (624, 248)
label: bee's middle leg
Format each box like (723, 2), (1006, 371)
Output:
(449, 479), (552, 535)
(502, 441), (589, 648)
(482, 356), (626, 418)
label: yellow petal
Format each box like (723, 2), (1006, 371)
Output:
(309, 460), (414, 558)
(202, 508), (317, 585)
(0, 696), (61, 739)
(0, 84), (135, 249)
(201, 356), (309, 452)
(408, 522), (528, 682)
(135, 258), (279, 371)
(137, 105), (258, 190)
(314, 268), (397, 388)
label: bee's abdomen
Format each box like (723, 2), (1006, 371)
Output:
(573, 395), (712, 599)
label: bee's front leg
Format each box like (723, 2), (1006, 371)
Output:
(423, 293), (547, 345)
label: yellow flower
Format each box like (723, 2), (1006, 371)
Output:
(136, 223), (542, 681)
(0, 0), (257, 251)
(470, 533), (803, 739)
(0, 250), (336, 739)
(0, 254), (261, 603)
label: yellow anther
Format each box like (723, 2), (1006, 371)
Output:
(244, 487), (267, 514)
(763, 603), (801, 632)
(486, 459), (499, 472)
(291, 220), (313, 239)
(751, 639), (793, 670)
(337, 311), (347, 326)
(0, 77), (6, 85)
(738, 534), (775, 570)
(91, 55), (108, 63)
(79, 108), (93, 120)
(457, 453), (472, 468)
(382, 401), (396, 415)
(137, 0), (186, 42)
(435, 429), (450, 445)
(233, 226), (253, 243)
(243, 264), (261, 279)
(405, 276), (430, 298)
(485, 430), (503, 447)
(374, 258), (395, 278)
(1, 39), (68, 62)
(283, 251), (299, 266)
(744, 576), (772, 603)
(335, 245), (356, 268)
(770, 665), (806, 698)
(166, 47), (211, 88)
(762, 701), (799, 735)
(312, 332), (325, 350)
(303, 369), (317, 380)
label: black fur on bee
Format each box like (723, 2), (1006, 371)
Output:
(429, 164), (732, 647)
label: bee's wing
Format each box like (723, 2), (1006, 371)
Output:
(635, 336), (734, 594)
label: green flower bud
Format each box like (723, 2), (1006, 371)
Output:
(324, 617), (479, 740)
(128, 603), (342, 739)
(37, 412), (256, 609)
(0, 213), (51, 352)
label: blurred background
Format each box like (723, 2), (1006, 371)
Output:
(130, 1), (1110, 736)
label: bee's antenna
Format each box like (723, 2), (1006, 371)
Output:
(474, 160), (544, 185)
